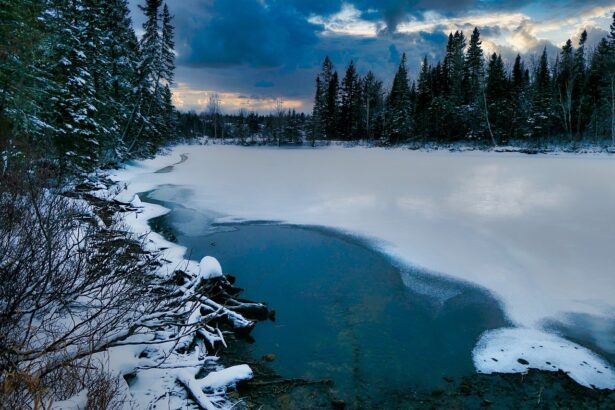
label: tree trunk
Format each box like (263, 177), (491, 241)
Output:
(482, 89), (497, 147)
(611, 75), (614, 146)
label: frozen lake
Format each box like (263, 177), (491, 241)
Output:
(116, 144), (615, 390)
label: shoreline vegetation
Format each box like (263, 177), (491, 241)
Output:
(2, 0), (615, 408)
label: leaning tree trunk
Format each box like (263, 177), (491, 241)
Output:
(483, 89), (497, 147)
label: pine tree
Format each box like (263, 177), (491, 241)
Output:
(0, 0), (47, 172)
(443, 31), (466, 138)
(572, 30), (588, 139)
(465, 27), (484, 102)
(511, 54), (530, 139)
(530, 48), (555, 140)
(464, 27), (485, 138)
(135, 0), (164, 153)
(44, 0), (102, 171)
(587, 38), (613, 140)
(311, 76), (324, 143)
(415, 56), (432, 138)
(556, 39), (575, 139)
(485, 53), (509, 143)
(339, 60), (361, 140)
(315, 56), (339, 139)
(161, 3), (175, 85)
(362, 71), (383, 140)
(444, 31), (466, 104)
(386, 53), (412, 143)
(325, 71), (339, 139)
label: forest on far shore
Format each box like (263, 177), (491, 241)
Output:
(177, 15), (615, 148)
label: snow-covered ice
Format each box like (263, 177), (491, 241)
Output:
(473, 328), (615, 389)
(111, 143), (615, 389)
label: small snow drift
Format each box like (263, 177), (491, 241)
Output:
(131, 194), (142, 207)
(473, 327), (615, 389)
(199, 256), (223, 279)
(201, 364), (253, 391)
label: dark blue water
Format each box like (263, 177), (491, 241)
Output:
(143, 188), (510, 406)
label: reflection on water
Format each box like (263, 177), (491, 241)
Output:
(144, 190), (510, 406)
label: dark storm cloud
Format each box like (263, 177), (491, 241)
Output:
(127, 0), (615, 112)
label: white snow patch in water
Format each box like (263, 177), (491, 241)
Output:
(473, 328), (615, 389)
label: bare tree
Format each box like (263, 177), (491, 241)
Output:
(0, 166), (262, 408)
(273, 98), (285, 146)
(207, 92), (221, 138)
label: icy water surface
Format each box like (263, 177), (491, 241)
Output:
(143, 190), (509, 405)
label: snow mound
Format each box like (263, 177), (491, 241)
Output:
(199, 256), (223, 279)
(201, 364), (253, 390)
(131, 194), (142, 207)
(473, 327), (615, 389)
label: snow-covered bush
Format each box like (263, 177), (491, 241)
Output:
(0, 168), (160, 408)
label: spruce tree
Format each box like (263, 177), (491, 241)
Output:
(311, 76), (324, 143)
(386, 53), (412, 143)
(325, 71), (339, 139)
(556, 39), (575, 138)
(363, 71), (383, 140)
(161, 3), (175, 85)
(464, 27), (485, 138)
(485, 53), (509, 143)
(339, 61), (360, 140)
(415, 56), (432, 138)
(530, 48), (555, 140)
(572, 30), (588, 139)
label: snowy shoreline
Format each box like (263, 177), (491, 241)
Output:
(58, 151), (267, 409)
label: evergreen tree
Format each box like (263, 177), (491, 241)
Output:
(0, 0), (47, 171)
(465, 27), (484, 102)
(485, 53), (510, 143)
(325, 71), (339, 139)
(464, 27), (486, 138)
(362, 71), (384, 140)
(443, 31), (466, 138)
(44, 0), (102, 171)
(339, 61), (362, 140)
(311, 76), (324, 143)
(386, 53), (412, 143)
(556, 39), (575, 139)
(530, 48), (555, 140)
(161, 3), (175, 85)
(511, 54), (530, 139)
(573, 30), (588, 139)
(415, 56), (432, 139)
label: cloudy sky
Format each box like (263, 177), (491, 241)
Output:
(128, 0), (615, 113)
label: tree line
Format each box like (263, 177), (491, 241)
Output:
(1, 0), (178, 175)
(311, 16), (615, 146)
(176, 95), (313, 145)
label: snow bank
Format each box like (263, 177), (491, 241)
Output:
(473, 328), (615, 389)
(101, 147), (255, 408)
(201, 364), (253, 390)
